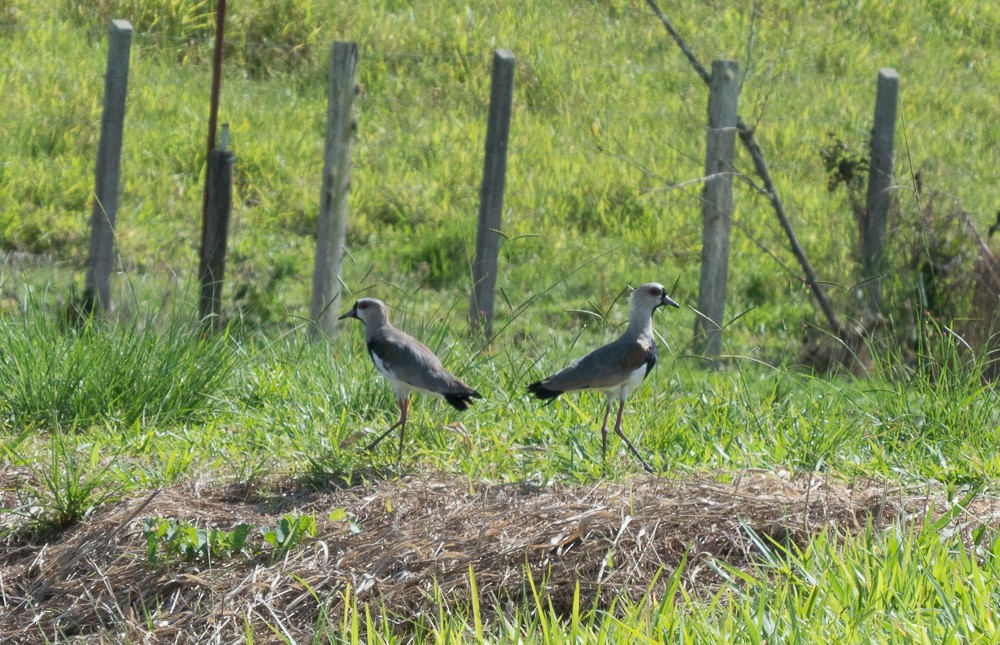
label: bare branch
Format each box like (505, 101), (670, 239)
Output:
(741, 0), (760, 89)
(643, 0), (710, 85)
(644, 0), (844, 336)
(958, 209), (1000, 285)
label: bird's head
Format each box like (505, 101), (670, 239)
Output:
(338, 297), (390, 327)
(631, 282), (680, 314)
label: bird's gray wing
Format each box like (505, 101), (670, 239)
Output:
(539, 336), (654, 393)
(368, 328), (476, 395)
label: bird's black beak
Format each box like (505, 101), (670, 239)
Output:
(660, 293), (680, 309)
(338, 305), (357, 321)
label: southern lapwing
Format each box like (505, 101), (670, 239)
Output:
(339, 298), (482, 460)
(527, 283), (679, 473)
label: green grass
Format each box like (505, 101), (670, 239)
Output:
(298, 520), (1000, 643)
(0, 304), (237, 431)
(2, 300), (996, 500)
(2, 0), (1000, 641)
(1, 297), (999, 639)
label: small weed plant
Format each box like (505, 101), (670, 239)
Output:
(144, 517), (253, 566)
(143, 513), (320, 566)
(3, 432), (123, 535)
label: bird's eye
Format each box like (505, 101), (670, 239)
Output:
(649, 286), (662, 296)
(358, 301), (368, 310)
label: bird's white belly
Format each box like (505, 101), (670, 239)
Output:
(603, 365), (648, 400)
(370, 352), (394, 380)
(623, 365), (648, 394)
(371, 352), (438, 399)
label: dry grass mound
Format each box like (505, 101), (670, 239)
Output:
(1, 469), (998, 643)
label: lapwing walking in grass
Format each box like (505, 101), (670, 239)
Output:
(339, 298), (482, 461)
(527, 283), (679, 473)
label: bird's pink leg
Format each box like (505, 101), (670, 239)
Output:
(599, 401), (614, 460)
(612, 397), (655, 474)
(396, 397), (409, 462)
(366, 396), (409, 455)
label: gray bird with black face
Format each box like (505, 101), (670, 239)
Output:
(339, 298), (482, 460)
(527, 282), (679, 473)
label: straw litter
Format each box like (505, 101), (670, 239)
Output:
(2, 468), (998, 642)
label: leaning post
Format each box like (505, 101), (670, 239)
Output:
(862, 68), (900, 317)
(83, 19), (133, 315)
(693, 59), (739, 360)
(198, 129), (235, 331)
(310, 41), (358, 339)
(469, 49), (515, 338)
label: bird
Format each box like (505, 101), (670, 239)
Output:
(527, 282), (679, 473)
(338, 297), (482, 460)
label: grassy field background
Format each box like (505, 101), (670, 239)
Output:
(2, 0), (1000, 641)
(3, 0), (997, 341)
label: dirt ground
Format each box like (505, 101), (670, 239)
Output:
(1, 466), (998, 643)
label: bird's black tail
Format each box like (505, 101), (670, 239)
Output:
(527, 381), (562, 401)
(443, 389), (482, 411)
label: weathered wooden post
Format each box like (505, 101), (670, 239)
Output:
(863, 68), (900, 316)
(83, 19), (132, 315)
(693, 59), (739, 359)
(197, 0), (228, 329)
(198, 128), (235, 330)
(310, 41), (358, 338)
(470, 49), (515, 338)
